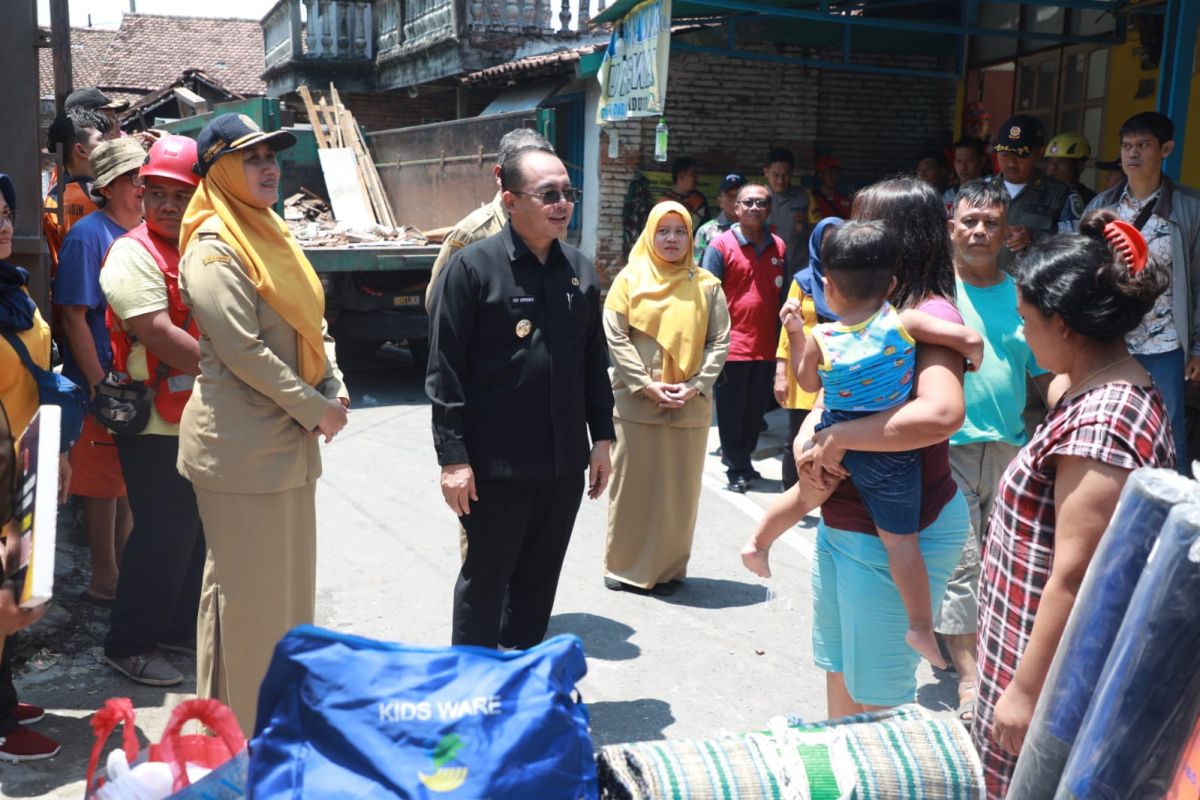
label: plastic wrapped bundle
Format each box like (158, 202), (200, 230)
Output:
(596, 705), (984, 800)
(1010, 469), (1198, 799)
(1058, 504), (1200, 799)
(1167, 713), (1200, 799)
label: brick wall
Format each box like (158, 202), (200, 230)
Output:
(815, 54), (956, 187)
(593, 45), (955, 283)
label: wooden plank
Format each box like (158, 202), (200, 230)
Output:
(318, 148), (375, 227)
(318, 97), (339, 148)
(341, 115), (384, 227)
(297, 85), (328, 148)
(342, 110), (395, 228)
(344, 107), (395, 228)
(329, 83), (344, 148)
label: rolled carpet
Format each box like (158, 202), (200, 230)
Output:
(1058, 504), (1200, 799)
(596, 704), (984, 800)
(1010, 469), (1198, 799)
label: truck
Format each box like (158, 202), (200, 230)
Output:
(155, 98), (554, 364)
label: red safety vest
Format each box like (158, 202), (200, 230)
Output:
(104, 223), (199, 424)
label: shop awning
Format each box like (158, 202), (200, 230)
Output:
(592, 0), (1124, 82)
(592, 0), (1123, 47)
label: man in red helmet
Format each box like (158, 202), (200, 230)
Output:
(98, 135), (205, 687)
(807, 155), (852, 223)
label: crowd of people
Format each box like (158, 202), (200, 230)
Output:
(426, 104), (1199, 800)
(1, 90), (348, 756)
(0, 81), (1197, 800)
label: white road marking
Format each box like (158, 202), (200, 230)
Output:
(700, 474), (817, 562)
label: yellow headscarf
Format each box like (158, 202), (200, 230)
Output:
(605, 201), (720, 383)
(179, 153), (326, 387)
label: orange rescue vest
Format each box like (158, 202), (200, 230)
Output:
(104, 223), (199, 424)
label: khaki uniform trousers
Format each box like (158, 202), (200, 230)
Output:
(936, 441), (1019, 636)
(194, 484), (317, 735)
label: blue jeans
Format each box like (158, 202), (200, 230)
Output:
(1134, 348), (1188, 474)
(817, 408), (921, 534)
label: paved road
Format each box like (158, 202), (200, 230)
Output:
(1, 350), (958, 798)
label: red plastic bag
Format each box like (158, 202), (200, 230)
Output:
(85, 697), (246, 797)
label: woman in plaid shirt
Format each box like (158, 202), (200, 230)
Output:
(973, 210), (1175, 797)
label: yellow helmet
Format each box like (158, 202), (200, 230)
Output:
(1046, 133), (1092, 160)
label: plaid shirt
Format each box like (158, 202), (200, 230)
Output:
(972, 382), (1174, 798)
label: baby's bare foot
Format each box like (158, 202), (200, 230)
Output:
(906, 628), (947, 670)
(741, 541), (772, 578)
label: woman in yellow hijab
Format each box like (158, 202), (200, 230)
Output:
(602, 201), (730, 596)
(176, 114), (349, 734)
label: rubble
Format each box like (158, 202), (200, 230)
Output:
(285, 190), (430, 248)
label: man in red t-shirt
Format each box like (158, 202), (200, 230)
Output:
(700, 183), (785, 492)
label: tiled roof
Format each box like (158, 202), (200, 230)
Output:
(100, 14), (266, 96)
(37, 14), (266, 100)
(464, 42), (606, 85)
(38, 27), (118, 98)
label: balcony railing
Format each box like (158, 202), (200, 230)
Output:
(263, 0), (603, 76)
(264, 0), (375, 70)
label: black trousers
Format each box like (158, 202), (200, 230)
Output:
(780, 408), (810, 491)
(452, 473), (584, 650)
(0, 642), (18, 735)
(714, 360), (776, 480)
(105, 434), (205, 658)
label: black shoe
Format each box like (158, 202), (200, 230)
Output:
(727, 477), (750, 493)
(605, 577), (652, 595)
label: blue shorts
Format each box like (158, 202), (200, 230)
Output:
(817, 408), (921, 534)
(811, 490), (969, 707)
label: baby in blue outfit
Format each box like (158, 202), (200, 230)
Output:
(743, 220), (981, 669)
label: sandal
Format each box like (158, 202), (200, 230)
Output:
(957, 690), (976, 725)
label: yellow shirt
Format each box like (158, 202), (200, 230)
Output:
(775, 280), (819, 411)
(98, 237), (179, 436)
(0, 295), (51, 436)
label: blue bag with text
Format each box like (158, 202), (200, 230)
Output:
(248, 625), (598, 799)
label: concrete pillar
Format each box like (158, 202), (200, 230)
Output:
(0, 0), (50, 312)
(1158, 0), (1198, 180)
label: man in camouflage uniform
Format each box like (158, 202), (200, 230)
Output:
(985, 114), (1084, 273)
(425, 128), (555, 310)
(693, 173), (743, 267)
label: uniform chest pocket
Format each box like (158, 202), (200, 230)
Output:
(477, 295), (540, 346)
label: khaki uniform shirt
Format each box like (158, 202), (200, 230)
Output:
(603, 282), (731, 428)
(177, 219), (348, 494)
(425, 192), (508, 311)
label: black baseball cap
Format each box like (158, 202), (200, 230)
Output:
(994, 115), (1046, 157)
(194, 113), (297, 177)
(65, 86), (128, 112)
(1095, 155), (1122, 171)
(719, 173), (747, 193)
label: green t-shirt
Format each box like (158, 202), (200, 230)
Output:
(951, 274), (1047, 447)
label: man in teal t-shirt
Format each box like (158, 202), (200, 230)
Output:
(937, 181), (1054, 723)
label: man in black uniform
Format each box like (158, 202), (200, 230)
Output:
(427, 147), (615, 650)
(986, 114), (1083, 272)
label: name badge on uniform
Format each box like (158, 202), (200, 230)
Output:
(516, 319), (533, 338)
(509, 296), (536, 307)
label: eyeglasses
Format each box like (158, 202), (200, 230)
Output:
(0, 210), (14, 227)
(511, 187), (582, 206)
(738, 198), (770, 208)
(116, 172), (145, 188)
